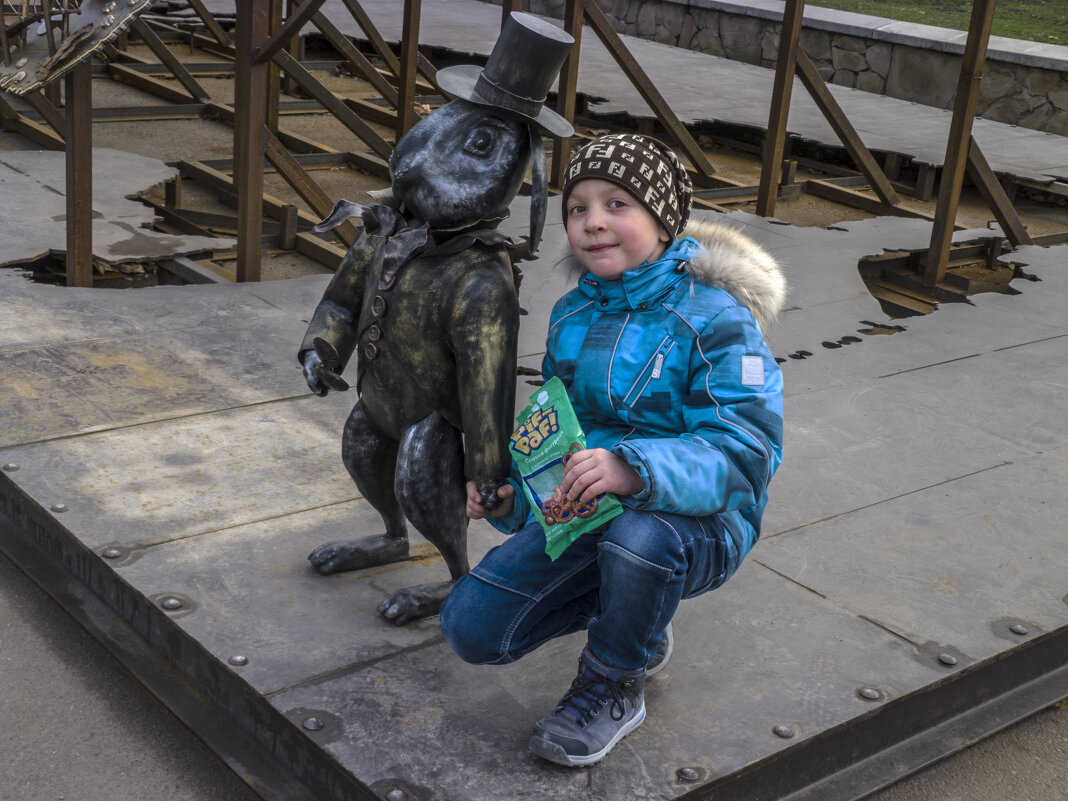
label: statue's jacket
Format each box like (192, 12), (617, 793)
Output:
(493, 219), (787, 581)
(299, 204), (519, 482)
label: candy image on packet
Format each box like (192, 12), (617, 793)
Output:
(509, 377), (623, 560)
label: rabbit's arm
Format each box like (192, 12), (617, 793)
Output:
(298, 232), (374, 372)
(448, 254), (521, 482)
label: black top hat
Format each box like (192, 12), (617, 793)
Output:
(435, 12), (575, 138)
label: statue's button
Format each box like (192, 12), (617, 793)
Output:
(363, 342), (378, 360)
(367, 325), (381, 342)
(372, 295), (387, 317)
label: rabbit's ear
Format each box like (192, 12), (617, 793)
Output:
(527, 126), (546, 255)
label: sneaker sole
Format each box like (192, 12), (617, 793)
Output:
(528, 701), (647, 767)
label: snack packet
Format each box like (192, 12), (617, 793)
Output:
(510, 377), (623, 560)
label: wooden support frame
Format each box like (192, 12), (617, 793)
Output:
(550, 0), (583, 188)
(311, 10), (400, 107)
(233, 0), (270, 283)
(64, 60), (93, 288)
(966, 136), (1032, 247)
(924, 0), (998, 285)
(396, 0), (421, 139)
(271, 49), (393, 159)
(756, 0), (805, 216)
(130, 18), (210, 102)
(263, 127), (359, 247)
(580, 1), (717, 183)
(255, 0), (328, 65)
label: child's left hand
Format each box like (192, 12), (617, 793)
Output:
(560, 448), (644, 503)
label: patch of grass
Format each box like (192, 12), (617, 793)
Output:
(810, 0), (1068, 45)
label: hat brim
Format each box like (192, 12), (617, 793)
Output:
(436, 64), (574, 138)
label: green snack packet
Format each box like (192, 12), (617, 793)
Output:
(509, 377), (624, 560)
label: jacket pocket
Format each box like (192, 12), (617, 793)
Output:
(621, 336), (676, 408)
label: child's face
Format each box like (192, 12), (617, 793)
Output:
(565, 179), (671, 280)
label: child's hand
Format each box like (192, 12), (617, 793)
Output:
(560, 448), (643, 503)
(466, 480), (515, 519)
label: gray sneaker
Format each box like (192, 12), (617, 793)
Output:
(646, 622), (673, 678)
(529, 649), (646, 767)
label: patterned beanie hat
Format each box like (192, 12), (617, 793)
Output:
(561, 133), (693, 237)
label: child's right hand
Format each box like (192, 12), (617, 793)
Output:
(466, 480), (515, 519)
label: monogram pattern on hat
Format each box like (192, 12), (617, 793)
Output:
(561, 134), (693, 237)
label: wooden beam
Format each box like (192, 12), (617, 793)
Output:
(582, 0), (717, 182)
(965, 136), (1032, 247)
(255, 0), (328, 64)
(263, 127), (358, 246)
(107, 62), (196, 104)
(805, 180), (935, 220)
(312, 9), (399, 108)
(397, 0), (421, 139)
(130, 18), (211, 102)
(186, 0), (233, 46)
(551, 0), (583, 189)
(22, 89), (67, 138)
(501, 0), (523, 29)
(0, 93), (66, 149)
(234, 0), (270, 282)
(924, 0), (997, 285)
(271, 48), (393, 159)
(756, 0), (805, 216)
(794, 50), (900, 207)
(65, 61), (93, 288)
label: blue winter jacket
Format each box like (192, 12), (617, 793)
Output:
(494, 219), (786, 577)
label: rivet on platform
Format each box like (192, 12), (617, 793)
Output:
(937, 653), (958, 666)
(858, 687), (882, 701)
(386, 790), (406, 801)
(160, 597), (184, 611)
(228, 655), (249, 667)
(1009, 623), (1029, 635)
(2, 462), (19, 472)
(302, 716), (324, 732)
(676, 767), (701, 782)
(102, 548), (123, 559)
(51, 503), (68, 513)
(772, 725), (796, 739)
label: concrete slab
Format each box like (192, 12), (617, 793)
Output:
(0, 149), (232, 268)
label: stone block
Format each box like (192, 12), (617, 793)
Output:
(762, 31), (778, 62)
(800, 28), (832, 61)
(983, 94), (1032, 125)
(833, 47), (868, 72)
(1047, 110), (1068, 135)
(978, 66), (1018, 108)
(833, 34), (868, 53)
(866, 43), (892, 77)
(1022, 68), (1062, 97)
(856, 70), (885, 94)
(719, 14), (762, 64)
(1019, 104), (1053, 131)
(833, 69), (856, 87)
(679, 14), (698, 50)
(886, 48), (958, 108)
(659, 0), (685, 34)
(693, 26), (726, 57)
(816, 63), (836, 82)
(637, 1), (657, 37)
(622, 0), (640, 25)
(1049, 85), (1068, 111)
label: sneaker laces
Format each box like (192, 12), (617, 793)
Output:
(556, 665), (629, 727)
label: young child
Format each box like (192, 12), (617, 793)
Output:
(439, 133), (785, 767)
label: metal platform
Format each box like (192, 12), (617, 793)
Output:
(2, 183), (1066, 799)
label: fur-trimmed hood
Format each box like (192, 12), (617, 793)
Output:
(681, 218), (786, 331)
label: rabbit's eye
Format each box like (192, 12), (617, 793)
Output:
(464, 127), (497, 157)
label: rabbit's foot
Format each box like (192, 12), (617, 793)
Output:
(377, 579), (455, 625)
(308, 535), (409, 575)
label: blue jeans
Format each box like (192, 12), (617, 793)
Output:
(440, 508), (731, 671)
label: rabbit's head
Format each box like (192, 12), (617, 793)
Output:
(390, 100), (531, 232)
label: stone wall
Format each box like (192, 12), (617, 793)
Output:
(496, 0), (1068, 135)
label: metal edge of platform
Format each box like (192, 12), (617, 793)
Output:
(3, 466), (1067, 801)
(0, 471), (377, 801)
